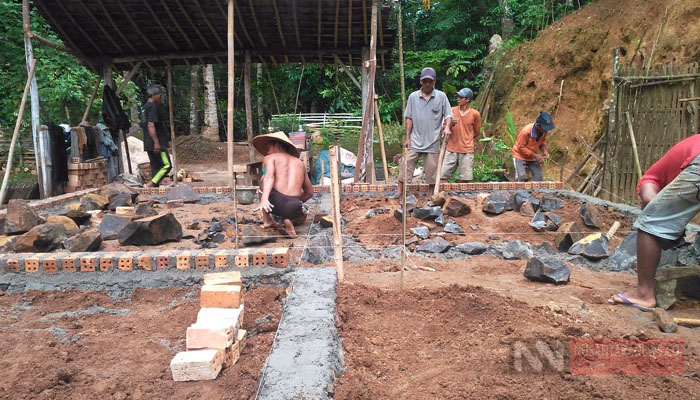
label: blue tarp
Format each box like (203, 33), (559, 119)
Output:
(311, 150), (355, 184)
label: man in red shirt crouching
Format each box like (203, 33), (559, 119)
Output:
(610, 134), (700, 311)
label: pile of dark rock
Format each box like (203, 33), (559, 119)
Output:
(0, 183), (184, 253)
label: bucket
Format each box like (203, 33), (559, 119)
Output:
(235, 186), (258, 205)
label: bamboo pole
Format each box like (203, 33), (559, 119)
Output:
(329, 145), (345, 283)
(400, 140), (407, 290)
(354, 1), (378, 182)
(244, 51), (255, 163)
(167, 65), (178, 187)
(81, 76), (102, 123)
(227, 0), (239, 247)
(374, 95), (389, 184)
(23, 0), (45, 198)
(434, 136), (447, 195)
(396, 1), (406, 112)
(646, 7), (668, 74)
(625, 111), (643, 181)
(0, 59), (37, 205)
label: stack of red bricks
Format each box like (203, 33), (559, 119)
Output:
(170, 271), (248, 381)
(66, 158), (108, 192)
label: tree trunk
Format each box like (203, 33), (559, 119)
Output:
(189, 65), (200, 135)
(256, 63), (265, 135)
(500, 0), (514, 41)
(201, 64), (219, 141)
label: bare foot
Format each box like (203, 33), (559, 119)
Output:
(609, 289), (656, 310)
(283, 219), (297, 238)
(263, 222), (282, 229)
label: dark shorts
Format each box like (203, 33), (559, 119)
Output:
(269, 189), (305, 219)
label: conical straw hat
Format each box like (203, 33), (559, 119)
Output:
(251, 131), (300, 158)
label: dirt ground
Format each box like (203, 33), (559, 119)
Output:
(0, 287), (285, 400)
(342, 193), (633, 250)
(335, 259), (700, 399)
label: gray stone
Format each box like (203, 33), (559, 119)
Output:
(579, 204), (601, 228)
(107, 192), (133, 211)
(678, 245), (698, 266)
(443, 197), (471, 217)
(545, 212), (562, 227)
(524, 257), (571, 284)
(117, 213), (183, 246)
(568, 233), (610, 260)
(134, 203), (158, 219)
(61, 210), (91, 226)
(14, 223), (69, 252)
(98, 214), (132, 240)
(482, 191), (515, 215)
(456, 242), (489, 255)
(490, 241), (533, 260)
(444, 219), (465, 234)
(0, 235), (18, 252)
(240, 225), (276, 246)
(166, 185), (201, 203)
(529, 211), (547, 232)
(435, 214), (445, 226)
(365, 208), (389, 218)
(80, 193), (109, 211)
(63, 229), (103, 252)
(535, 241), (558, 254)
(608, 230), (637, 271)
(519, 201), (536, 217)
(416, 237), (452, 253)
(412, 206), (443, 221)
(4, 199), (41, 234)
(470, 225), (478, 231)
(554, 221), (584, 252)
(404, 194), (418, 212)
(546, 220), (559, 232)
(410, 226), (430, 240)
(393, 209), (404, 221)
(540, 196), (563, 212)
(0, 216), (4, 235)
(514, 190), (532, 211)
(655, 279), (677, 310)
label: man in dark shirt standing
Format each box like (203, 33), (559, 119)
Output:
(139, 85), (171, 187)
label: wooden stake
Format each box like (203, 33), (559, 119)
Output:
(329, 145), (344, 283)
(625, 111), (643, 181)
(0, 59), (36, 205)
(167, 65), (178, 187)
(244, 51), (255, 163)
(227, 0), (238, 247)
(374, 95), (389, 184)
(433, 136), (447, 195)
(646, 7), (668, 74)
(400, 143), (407, 290)
(555, 79), (564, 115)
(81, 76), (102, 123)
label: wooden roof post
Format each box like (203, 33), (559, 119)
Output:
(244, 51), (255, 163)
(22, 0), (46, 198)
(167, 64), (178, 187)
(228, 0), (239, 247)
(354, 1), (378, 183)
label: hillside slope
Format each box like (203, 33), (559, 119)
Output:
(485, 0), (700, 181)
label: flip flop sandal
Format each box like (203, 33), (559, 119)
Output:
(608, 293), (654, 312)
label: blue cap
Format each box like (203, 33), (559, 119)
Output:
(536, 111), (555, 131)
(419, 67), (436, 80)
(456, 88), (474, 100)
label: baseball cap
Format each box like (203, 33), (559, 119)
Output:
(419, 67), (436, 81)
(456, 88), (474, 100)
(536, 111), (555, 131)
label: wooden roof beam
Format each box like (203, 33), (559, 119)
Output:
(214, 0), (245, 48)
(158, 0), (194, 49)
(347, 0), (352, 47)
(117, 1), (158, 52)
(142, 0), (179, 51)
(195, 0), (225, 48)
(55, 1), (101, 54)
(174, 0), (210, 48)
(75, 0), (125, 54)
(292, 0), (302, 47)
(334, 0), (340, 47)
(247, 0), (268, 47)
(113, 48), (389, 64)
(363, 0), (368, 45)
(317, 0), (322, 48)
(271, 0), (287, 48)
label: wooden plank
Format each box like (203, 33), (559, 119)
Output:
(329, 145), (344, 283)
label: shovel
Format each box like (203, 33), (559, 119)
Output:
(567, 221), (620, 260)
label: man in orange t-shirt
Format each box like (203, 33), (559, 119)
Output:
(511, 111), (555, 181)
(440, 87), (481, 184)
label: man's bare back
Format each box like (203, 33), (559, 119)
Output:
(265, 152), (307, 196)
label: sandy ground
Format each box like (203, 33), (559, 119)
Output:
(0, 287), (285, 400)
(335, 258), (700, 399)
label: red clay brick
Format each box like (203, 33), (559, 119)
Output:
(25, 257), (40, 274)
(177, 251), (191, 270)
(214, 251), (228, 268)
(224, 341), (240, 368)
(271, 248), (289, 268)
(203, 270), (242, 286)
(200, 285), (242, 308)
(186, 322), (236, 350)
(138, 254), (152, 271)
(157, 253), (170, 269)
(80, 256), (96, 272)
(6, 258), (19, 273)
(170, 349), (223, 382)
(118, 256), (133, 271)
(234, 250), (250, 268)
(195, 253), (210, 270)
(42, 257), (58, 274)
(61, 257), (77, 272)
(252, 250), (267, 266)
(99, 254), (114, 272)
